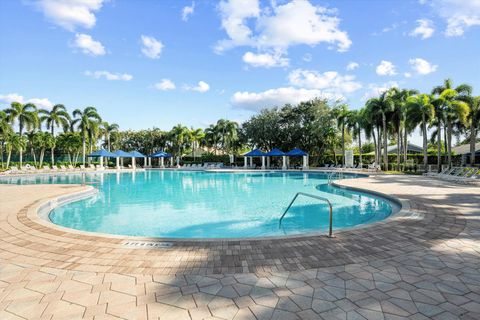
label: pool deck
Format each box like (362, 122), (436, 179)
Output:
(0, 174), (479, 319)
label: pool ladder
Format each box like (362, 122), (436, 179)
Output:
(279, 192), (334, 237)
(327, 171), (344, 184)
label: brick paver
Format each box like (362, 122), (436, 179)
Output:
(0, 173), (479, 319)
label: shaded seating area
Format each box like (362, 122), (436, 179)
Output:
(87, 149), (118, 170)
(149, 151), (173, 168)
(243, 148), (309, 170)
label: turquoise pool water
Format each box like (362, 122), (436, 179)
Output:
(1, 171), (397, 238)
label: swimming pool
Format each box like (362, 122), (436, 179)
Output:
(1, 170), (398, 238)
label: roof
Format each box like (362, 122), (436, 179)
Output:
(149, 151), (172, 158)
(265, 148), (285, 156)
(87, 149), (118, 158)
(114, 150), (132, 157)
(129, 150), (146, 158)
(286, 148), (308, 156)
(386, 143), (423, 154)
(244, 149), (265, 157)
(452, 142), (480, 155)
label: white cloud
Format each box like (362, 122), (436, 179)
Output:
(186, 81), (210, 93)
(231, 87), (342, 111)
(404, 72), (412, 78)
(288, 69), (362, 93)
(153, 79), (176, 91)
(73, 33), (106, 56)
(216, 0), (351, 53)
(140, 35), (163, 59)
(33, 0), (105, 31)
(346, 62), (359, 71)
(85, 71), (133, 81)
(409, 58), (438, 75)
(375, 60), (397, 76)
(182, 2), (195, 21)
(410, 19), (435, 39)
(242, 51), (289, 68)
(362, 81), (399, 101)
(422, 0), (480, 36)
(0, 93), (53, 109)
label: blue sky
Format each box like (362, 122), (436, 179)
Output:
(1, 0), (479, 144)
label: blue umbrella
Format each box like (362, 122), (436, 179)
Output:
(265, 148), (285, 156)
(286, 148), (308, 157)
(114, 150), (132, 157)
(244, 149), (265, 157)
(130, 150), (146, 158)
(87, 149), (118, 157)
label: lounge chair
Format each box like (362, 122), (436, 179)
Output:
(67, 165), (75, 171)
(60, 165), (68, 171)
(42, 165), (51, 172)
(51, 165), (59, 172)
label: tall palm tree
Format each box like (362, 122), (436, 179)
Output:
(406, 94), (435, 171)
(170, 124), (190, 161)
(0, 110), (12, 168)
(5, 133), (26, 168)
(190, 128), (205, 160)
(466, 96), (480, 165)
(39, 104), (70, 165)
(216, 119), (239, 154)
(366, 91), (394, 169)
(333, 105), (349, 166)
(438, 89), (470, 168)
(101, 122), (119, 151)
(33, 131), (55, 168)
(204, 124), (221, 155)
(71, 107), (102, 165)
(5, 102), (38, 168)
(346, 110), (364, 166)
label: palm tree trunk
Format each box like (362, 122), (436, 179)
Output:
(382, 113), (388, 170)
(19, 148), (23, 168)
(443, 124), (448, 164)
(82, 136), (86, 165)
(107, 134), (111, 151)
(358, 129), (362, 166)
(396, 128), (401, 171)
(422, 115), (428, 172)
(341, 124), (345, 166)
(403, 128), (408, 165)
(40, 149), (44, 167)
(437, 125), (442, 172)
(372, 129), (377, 165)
(470, 126), (476, 166)
(447, 119), (453, 168)
(7, 150), (11, 168)
(51, 147), (55, 165)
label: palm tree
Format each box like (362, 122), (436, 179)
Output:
(204, 124), (221, 154)
(406, 94), (435, 171)
(466, 96), (480, 165)
(170, 124), (190, 162)
(4, 102), (38, 167)
(33, 131), (55, 167)
(438, 89), (470, 168)
(366, 91), (394, 169)
(5, 133), (27, 168)
(190, 128), (205, 160)
(216, 119), (239, 154)
(0, 111), (12, 168)
(333, 104), (349, 166)
(346, 110), (363, 166)
(71, 107), (102, 165)
(101, 122), (119, 151)
(39, 104), (70, 165)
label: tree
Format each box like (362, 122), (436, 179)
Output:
(466, 96), (480, 165)
(189, 128), (205, 160)
(216, 119), (239, 154)
(0, 110), (13, 168)
(4, 102), (38, 168)
(71, 107), (102, 165)
(333, 104), (349, 166)
(56, 132), (83, 165)
(39, 104), (70, 165)
(346, 110), (363, 166)
(5, 133), (26, 168)
(406, 94), (435, 171)
(169, 124), (190, 161)
(33, 131), (55, 167)
(101, 122), (119, 151)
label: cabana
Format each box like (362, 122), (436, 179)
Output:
(130, 151), (146, 169)
(114, 150), (132, 169)
(243, 149), (266, 169)
(265, 148), (287, 170)
(286, 148), (309, 169)
(87, 149), (118, 169)
(149, 151), (172, 168)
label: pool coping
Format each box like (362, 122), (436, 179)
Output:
(30, 171), (413, 244)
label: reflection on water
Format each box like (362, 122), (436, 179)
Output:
(0, 171), (395, 238)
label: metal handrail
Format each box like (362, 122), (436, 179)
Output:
(279, 192), (334, 237)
